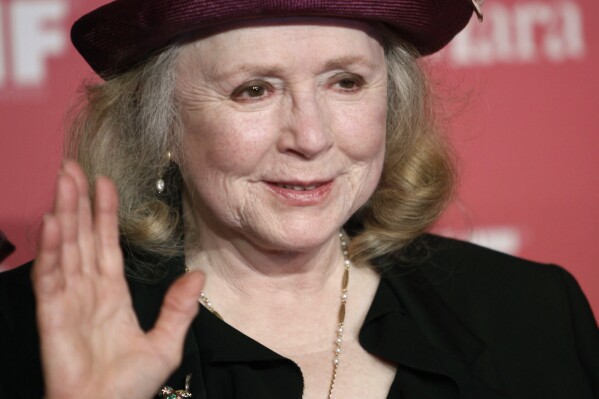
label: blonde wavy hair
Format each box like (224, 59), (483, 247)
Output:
(65, 26), (454, 275)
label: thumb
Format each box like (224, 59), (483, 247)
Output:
(148, 271), (204, 362)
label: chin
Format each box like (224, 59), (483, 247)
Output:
(245, 217), (344, 253)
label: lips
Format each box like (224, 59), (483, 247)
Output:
(265, 180), (333, 205)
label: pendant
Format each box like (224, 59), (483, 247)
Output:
(159, 374), (192, 398)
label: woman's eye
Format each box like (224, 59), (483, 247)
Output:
(332, 75), (364, 92)
(245, 85), (266, 97)
(339, 79), (357, 89)
(232, 82), (271, 101)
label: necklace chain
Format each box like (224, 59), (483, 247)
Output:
(190, 232), (351, 399)
(330, 231), (350, 399)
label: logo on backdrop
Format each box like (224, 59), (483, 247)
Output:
(447, 1), (586, 66)
(0, 0), (69, 92)
(439, 226), (523, 255)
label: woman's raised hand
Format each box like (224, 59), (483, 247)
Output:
(32, 161), (204, 399)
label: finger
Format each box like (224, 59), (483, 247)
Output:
(32, 214), (64, 297)
(63, 160), (96, 275)
(148, 272), (204, 364)
(54, 172), (82, 277)
(93, 176), (124, 277)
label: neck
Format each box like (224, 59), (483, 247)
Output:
(185, 229), (346, 304)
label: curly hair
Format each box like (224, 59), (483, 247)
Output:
(65, 26), (454, 275)
(348, 26), (455, 266)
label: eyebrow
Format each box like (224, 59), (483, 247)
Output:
(214, 55), (378, 80)
(213, 64), (285, 81)
(323, 55), (378, 70)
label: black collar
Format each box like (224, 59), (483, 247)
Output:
(361, 267), (507, 398)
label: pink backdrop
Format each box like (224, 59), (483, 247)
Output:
(1, 0), (597, 317)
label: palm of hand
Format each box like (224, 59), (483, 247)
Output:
(33, 161), (203, 399)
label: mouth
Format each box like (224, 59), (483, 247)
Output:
(274, 183), (321, 191)
(265, 180), (334, 205)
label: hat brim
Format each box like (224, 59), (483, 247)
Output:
(71, 0), (474, 79)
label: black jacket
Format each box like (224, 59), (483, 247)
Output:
(1, 236), (598, 399)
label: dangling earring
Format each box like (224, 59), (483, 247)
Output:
(156, 151), (171, 194)
(156, 178), (165, 194)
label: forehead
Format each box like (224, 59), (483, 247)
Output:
(177, 18), (385, 73)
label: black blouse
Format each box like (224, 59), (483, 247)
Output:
(1, 235), (598, 399)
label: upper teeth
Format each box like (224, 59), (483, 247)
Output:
(277, 184), (318, 191)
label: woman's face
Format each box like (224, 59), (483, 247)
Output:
(177, 19), (387, 251)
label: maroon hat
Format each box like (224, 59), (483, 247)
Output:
(72, 0), (479, 79)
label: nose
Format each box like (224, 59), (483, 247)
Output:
(277, 90), (333, 159)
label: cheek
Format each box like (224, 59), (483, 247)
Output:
(335, 98), (387, 162)
(181, 107), (277, 177)
(335, 96), (387, 208)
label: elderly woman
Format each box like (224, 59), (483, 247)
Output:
(1, 1), (598, 399)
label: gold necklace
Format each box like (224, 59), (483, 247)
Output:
(192, 232), (351, 399)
